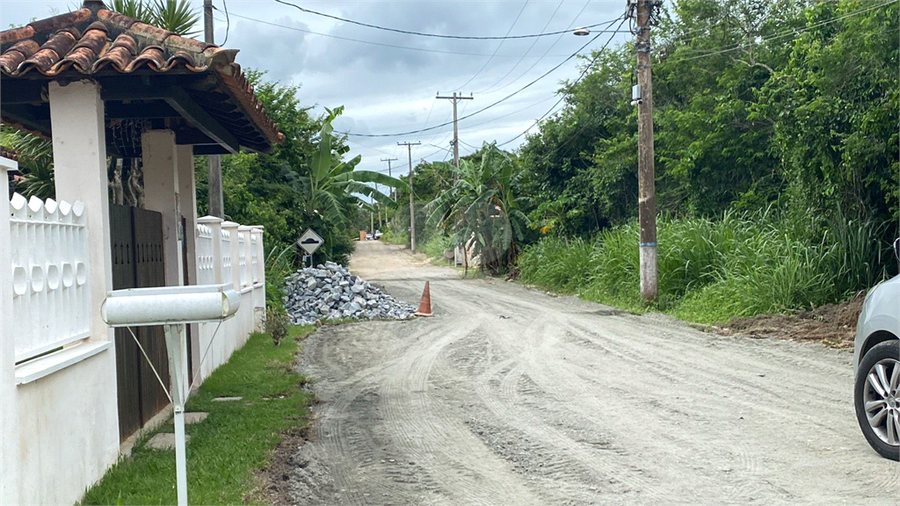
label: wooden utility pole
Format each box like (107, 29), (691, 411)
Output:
(381, 157), (397, 199)
(397, 142), (420, 253)
(436, 92), (473, 167)
(630, 0), (659, 300)
(204, 0), (224, 218)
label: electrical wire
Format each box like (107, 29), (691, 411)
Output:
(342, 17), (622, 139)
(220, 0), (230, 45)
(677, 0), (895, 62)
(454, 0), (530, 91)
(274, 0), (616, 41)
(475, 0), (567, 94)
(226, 11), (590, 58)
(497, 16), (628, 148)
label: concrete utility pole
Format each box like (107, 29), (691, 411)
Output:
(204, 0), (224, 218)
(629, 0), (659, 300)
(381, 157), (398, 199)
(397, 142), (420, 253)
(436, 92), (473, 167)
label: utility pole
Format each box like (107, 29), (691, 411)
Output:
(397, 142), (420, 253)
(204, 0), (224, 218)
(629, 0), (660, 300)
(381, 157), (397, 199)
(436, 92), (473, 167)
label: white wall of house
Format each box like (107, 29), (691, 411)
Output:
(0, 81), (267, 506)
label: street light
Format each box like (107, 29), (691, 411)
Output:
(573, 27), (590, 36)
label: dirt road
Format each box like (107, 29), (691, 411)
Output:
(284, 240), (898, 505)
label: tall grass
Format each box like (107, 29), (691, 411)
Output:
(517, 209), (892, 324)
(422, 233), (452, 261)
(519, 236), (598, 294)
(264, 244), (296, 311)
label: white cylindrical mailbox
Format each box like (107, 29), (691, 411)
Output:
(101, 284), (240, 327)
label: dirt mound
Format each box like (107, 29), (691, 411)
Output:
(714, 292), (865, 348)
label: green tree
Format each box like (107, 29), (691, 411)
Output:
(110, 0), (200, 36)
(427, 142), (528, 274)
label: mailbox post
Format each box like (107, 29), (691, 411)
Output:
(102, 284), (240, 506)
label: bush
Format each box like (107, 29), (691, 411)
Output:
(265, 306), (290, 345)
(518, 208), (895, 324)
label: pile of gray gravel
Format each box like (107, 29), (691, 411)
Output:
(283, 261), (417, 325)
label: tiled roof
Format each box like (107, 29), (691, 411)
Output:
(0, 1), (282, 153)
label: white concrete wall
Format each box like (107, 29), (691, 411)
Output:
(16, 352), (120, 505)
(1, 158), (20, 506)
(8, 79), (122, 506)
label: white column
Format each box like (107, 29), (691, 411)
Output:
(222, 221), (240, 290)
(198, 216), (224, 284)
(176, 145), (200, 379)
(49, 80), (113, 344)
(0, 157), (20, 505)
(177, 145), (197, 286)
(142, 130), (183, 287)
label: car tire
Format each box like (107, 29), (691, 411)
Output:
(854, 339), (900, 461)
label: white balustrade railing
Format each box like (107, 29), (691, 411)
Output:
(196, 223), (215, 285)
(237, 229), (247, 288)
(250, 229), (260, 284)
(9, 194), (91, 363)
(220, 227), (232, 288)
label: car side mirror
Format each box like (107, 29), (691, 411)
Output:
(894, 237), (900, 261)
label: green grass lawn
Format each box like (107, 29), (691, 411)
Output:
(80, 326), (315, 506)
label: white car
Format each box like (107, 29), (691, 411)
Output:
(853, 238), (900, 461)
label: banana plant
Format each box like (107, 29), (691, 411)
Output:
(427, 142), (528, 274)
(286, 112), (408, 230)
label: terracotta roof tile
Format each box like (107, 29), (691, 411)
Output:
(1, 1), (282, 151)
(0, 40), (39, 73)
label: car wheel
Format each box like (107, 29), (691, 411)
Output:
(854, 340), (900, 461)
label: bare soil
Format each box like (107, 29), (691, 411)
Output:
(714, 292), (865, 349)
(264, 241), (898, 506)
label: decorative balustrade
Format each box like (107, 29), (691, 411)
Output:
(237, 228), (248, 289)
(250, 229), (260, 284)
(9, 194), (91, 363)
(220, 227), (232, 288)
(196, 223), (215, 285)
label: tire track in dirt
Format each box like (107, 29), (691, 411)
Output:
(286, 241), (899, 506)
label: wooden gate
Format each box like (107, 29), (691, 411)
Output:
(110, 204), (170, 442)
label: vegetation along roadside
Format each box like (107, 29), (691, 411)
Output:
(78, 325), (315, 506)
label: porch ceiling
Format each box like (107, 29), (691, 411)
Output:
(0, 0), (283, 156)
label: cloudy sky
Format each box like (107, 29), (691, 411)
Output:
(2, 0), (633, 177)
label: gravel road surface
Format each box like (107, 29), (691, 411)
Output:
(286, 240), (898, 506)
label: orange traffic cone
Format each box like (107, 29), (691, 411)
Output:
(415, 281), (433, 316)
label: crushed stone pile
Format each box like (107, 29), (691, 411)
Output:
(284, 261), (417, 325)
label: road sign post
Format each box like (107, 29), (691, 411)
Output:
(298, 228), (325, 267)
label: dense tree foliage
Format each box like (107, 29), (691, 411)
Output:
(200, 73), (406, 265)
(426, 143), (529, 274)
(518, 0), (898, 242)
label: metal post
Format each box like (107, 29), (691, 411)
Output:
(164, 324), (190, 506)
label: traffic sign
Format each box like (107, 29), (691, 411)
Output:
(298, 228), (325, 254)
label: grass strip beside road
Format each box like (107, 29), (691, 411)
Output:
(80, 326), (315, 506)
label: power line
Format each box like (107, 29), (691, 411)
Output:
(343, 19), (621, 139)
(475, 0), (568, 94)
(455, 0), (530, 91)
(274, 0), (615, 41)
(226, 11), (605, 58)
(498, 16), (628, 148)
(677, 0), (895, 62)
